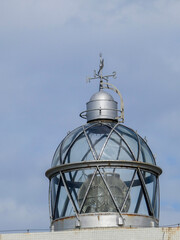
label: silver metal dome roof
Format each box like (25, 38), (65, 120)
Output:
(90, 90), (114, 101)
(80, 89), (120, 123)
(86, 90), (118, 122)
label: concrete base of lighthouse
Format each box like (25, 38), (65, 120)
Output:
(1, 227), (180, 240)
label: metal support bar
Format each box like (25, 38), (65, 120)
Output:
(53, 175), (62, 218)
(62, 123), (98, 164)
(83, 125), (98, 160)
(97, 167), (124, 224)
(60, 172), (80, 222)
(102, 122), (136, 161)
(48, 179), (53, 221)
(152, 175), (157, 210)
(79, 168), (98, 213)
(137, 169), (154, 217)
(135, 131), (141, 161)
(98, 122), (119, 160)
(120, 169), (137, 212)
(61, 170), (79, 217)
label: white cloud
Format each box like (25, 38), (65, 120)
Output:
(0, 0), (82, 29)
(1, 0), (180, 31)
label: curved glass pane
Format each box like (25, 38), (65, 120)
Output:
(121, 134), (138, 160)
(51, 174), (60, 216)
(141, 171), (157, 212)
(51, 174), (75, 219)
(51, 123), (157, 165)
(128, 172), (149, 215)
(51, 169), (159, 220)
(56, 183), (74, 218)
(64, 169), (96, 213)
(139, 137), (155, 164)
(100, 131), (134, 161)
(137, 194), (149, 215)
(61, 126), (83, 163)
(100, 168), (135, 213)
(64, 133), (94, 164)
(115, 125), (138, 161)
(116, 124), (136, 136)
(51, 144), (61, 167)
(85, 124), (111, 159)
(81, 171), (116, 213)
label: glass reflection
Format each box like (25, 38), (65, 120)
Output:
(100, 131), (134, 161)
(86, 124), (111, 159)
(64, 169), (95, 212)
(51, 174), (74, 219)
(139, 137), (155, 164)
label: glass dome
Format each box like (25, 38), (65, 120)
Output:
(46, 122), (162, 230)
(52, 122), (156, 167)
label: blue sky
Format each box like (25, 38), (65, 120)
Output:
(0, 0), (180, 230)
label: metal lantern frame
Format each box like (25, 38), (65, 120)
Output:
(46, 122), (162, 230)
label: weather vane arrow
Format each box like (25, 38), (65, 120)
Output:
(98, 53), (104, 76)
(86, 53), (116, 91)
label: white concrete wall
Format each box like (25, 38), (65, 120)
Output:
(1, 227), (180, 240)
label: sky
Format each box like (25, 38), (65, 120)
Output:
(0, 0), (180, 231)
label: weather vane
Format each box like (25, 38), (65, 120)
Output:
(98, 53), (104, 76)
(87, 53), (116, 91)
(86, 54), (124, 122)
